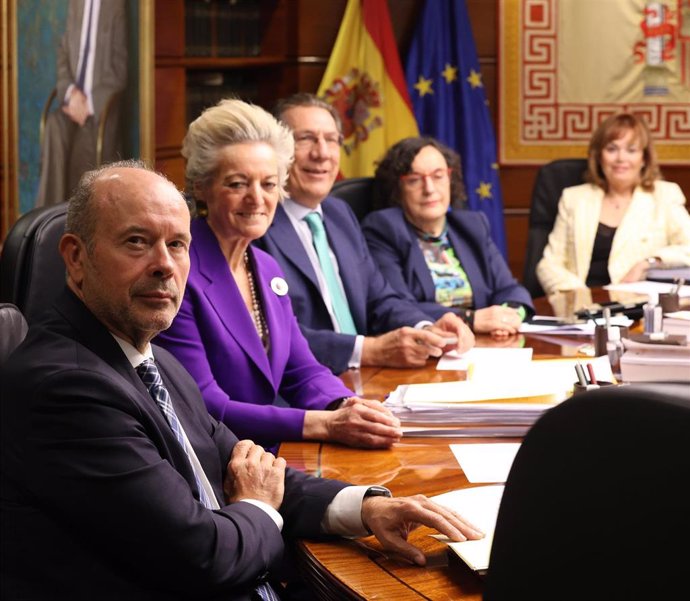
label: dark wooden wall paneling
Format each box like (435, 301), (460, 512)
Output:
(153, 0), (690, 283)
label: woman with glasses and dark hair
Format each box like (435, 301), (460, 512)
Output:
(362, 137), (533, 336)
(537, 113), (690, 295)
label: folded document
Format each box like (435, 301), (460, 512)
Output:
(431, 484), (505, 573)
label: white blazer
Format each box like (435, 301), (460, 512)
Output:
(536, 181), (690, 295)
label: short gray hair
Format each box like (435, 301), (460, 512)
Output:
(65, 159), (152, 252)
(273, 92), (343, 134)
(183, 98), (294, 201)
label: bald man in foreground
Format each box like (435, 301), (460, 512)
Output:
(0, 161), (482, 600)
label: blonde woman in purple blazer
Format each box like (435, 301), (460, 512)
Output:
(156, 99), (401, 451)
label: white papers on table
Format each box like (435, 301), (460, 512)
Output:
(604, 281), (690, 298)
(520, 315), (632, 335)
(450, 443), (521, 483)
(665, 310), (690, 321)
(437, 347), (533, 373)
(400, 425), (531, 438)
(386, 357), (614, 436)
(620, 337), (690, 383)
(663, 311), (690, 340)
(389, 356), (614, 406)
(430, 484), (504, 573)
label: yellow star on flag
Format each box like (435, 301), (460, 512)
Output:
(467, 69), (483, 89)
(441, 63), (458, 83)
(414, 75), (434, 96)
(476, 182), (493, 199)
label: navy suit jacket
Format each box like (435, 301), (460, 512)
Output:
(255, 196), (433, 374)
(0, 289), (348, 601)
(155, 218), (352, 448)
(361, 208), (534, 320)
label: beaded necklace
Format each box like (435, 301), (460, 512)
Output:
(244, 252), (268, 345)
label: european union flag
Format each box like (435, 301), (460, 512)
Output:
(405, 0), (507, 257)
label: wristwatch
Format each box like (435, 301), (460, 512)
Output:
(363, 485), (392, 499)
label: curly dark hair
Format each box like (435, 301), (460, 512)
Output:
(373, 137), (466, 211)
(586, 113), (660, 192)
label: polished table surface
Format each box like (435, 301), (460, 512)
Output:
(279, 290), (649, 600)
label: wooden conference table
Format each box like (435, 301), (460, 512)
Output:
(279, 289), (647, 600)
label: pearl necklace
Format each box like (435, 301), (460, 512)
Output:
(244, 252), (268, 345)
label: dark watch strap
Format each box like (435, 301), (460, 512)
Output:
(363, 485), (392, 499)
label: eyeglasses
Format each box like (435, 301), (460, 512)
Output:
(399, 168), (452, 190)
(293, 131), (344, 149)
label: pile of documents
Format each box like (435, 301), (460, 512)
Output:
(663, 311), (690, 341)
(385, 353), (614, 437)
(620, 337), (690, 382)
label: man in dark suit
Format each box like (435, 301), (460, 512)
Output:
(256, 94), (474, 375)
(0, 161), (482, 600)
(35, 0), (127, 207)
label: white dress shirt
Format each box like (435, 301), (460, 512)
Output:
(112, 334), (372, 536)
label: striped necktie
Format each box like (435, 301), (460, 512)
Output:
(304, 212), (357, 335)
(137, 360), (281, 600)
(76, 0), (94, 90)
(136, 359), (214, 509)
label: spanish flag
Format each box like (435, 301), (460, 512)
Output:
(317, 0), (419, 178)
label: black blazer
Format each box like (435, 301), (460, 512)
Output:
(0, 288), (347, 600)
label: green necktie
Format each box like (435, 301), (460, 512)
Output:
(304, 212), (357, 335)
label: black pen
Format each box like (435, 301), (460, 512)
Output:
(582, 308), (597, 327)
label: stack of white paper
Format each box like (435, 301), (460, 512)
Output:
(386, 357), (614, 436)
(620, 337), (690, 382)
(663, 311), (690, 341)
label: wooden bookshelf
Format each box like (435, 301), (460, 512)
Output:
(154, 0), (296, 189)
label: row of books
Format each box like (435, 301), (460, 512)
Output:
(186, 71), (259, 122)
(186, 0), (261, 58)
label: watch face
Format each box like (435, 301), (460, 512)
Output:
(365, 486), (392, 498)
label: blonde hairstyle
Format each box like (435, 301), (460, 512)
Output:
(182, 98), (295, 204)
(586, 113), (660, 192)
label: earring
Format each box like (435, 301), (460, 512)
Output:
(195, 201), (208, 217)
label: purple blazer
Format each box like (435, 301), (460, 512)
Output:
(155, 218), (352, 447)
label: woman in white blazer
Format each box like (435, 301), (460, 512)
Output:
(537, 113), (690, 295)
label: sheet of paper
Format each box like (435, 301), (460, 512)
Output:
(520, 315), (632, 335)
(604, 281), (690, 298)
(431, 484), (505, 572)
(437, 347), (533, 375)
(401, 425), (530, 438)
(450, 443), (521, 483)
(665, 311), (690, 321)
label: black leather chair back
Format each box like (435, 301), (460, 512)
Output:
(523, 158), (587, 298)
(0, 203), (68, 324)
(330, 177), (375, 222)
(484, 382), (690, 600)
(0, 304), (28, 366)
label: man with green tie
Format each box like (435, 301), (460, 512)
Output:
(255, 93), (474, 375)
